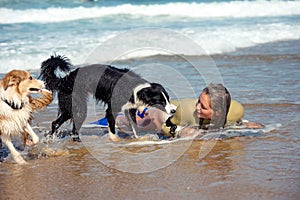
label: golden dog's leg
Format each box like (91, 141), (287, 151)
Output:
(25, 125), (39, 145)
(1, 136), (27, 164)
(22, 131), (34, 147)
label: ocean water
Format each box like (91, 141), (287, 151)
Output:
(1, 0), (299, 103)
(1, 0), (300, 70)
(0, 1), (300, 199)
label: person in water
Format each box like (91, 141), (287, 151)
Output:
(93, 83), (263, 137)
(162, 83), (263, 137)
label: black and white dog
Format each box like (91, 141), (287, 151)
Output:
(39, 55), (175, 141)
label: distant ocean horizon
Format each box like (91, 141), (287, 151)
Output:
(1, 0), (300, 72)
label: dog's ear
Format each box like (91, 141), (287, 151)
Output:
(2, 75), (10, 90)
(2, 75), (21, 90)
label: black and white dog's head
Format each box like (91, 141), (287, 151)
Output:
(132, 82), (176, 114)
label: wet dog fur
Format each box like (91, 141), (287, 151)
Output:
(0, 70), (52, 164)
(40, 55), (175, 141)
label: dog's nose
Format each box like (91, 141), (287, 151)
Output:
(171, 109), (176, 114)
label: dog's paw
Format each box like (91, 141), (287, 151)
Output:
(71, 136), (81, 142)
(25, 139), (34, 147)
(108, 132), (121, 142)
(13, 154), (28, 165)
(31, 135), (39, 145)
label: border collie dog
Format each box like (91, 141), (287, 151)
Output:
(40, 55), (175, 141)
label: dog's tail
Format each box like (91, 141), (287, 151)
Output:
(39, 54), (74, 91)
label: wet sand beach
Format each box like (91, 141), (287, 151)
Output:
(0, 103), (299, 199)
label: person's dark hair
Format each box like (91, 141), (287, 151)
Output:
(199, 83), (231, 130)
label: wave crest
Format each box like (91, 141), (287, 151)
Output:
(1, 1), (300, 24)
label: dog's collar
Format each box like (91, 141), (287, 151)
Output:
(1, 98), (24, 110)
(137, 107), (148, 118)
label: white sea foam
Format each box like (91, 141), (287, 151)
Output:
(0, 1), (299, 73)
(1, 22), (300, 73)
(0, 1), (299, 24)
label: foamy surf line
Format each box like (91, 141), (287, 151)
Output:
(120, 123), (281, 147)
(1, 1), (300, 24)
(1, 38), (300, 73)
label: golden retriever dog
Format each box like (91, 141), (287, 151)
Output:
(0, 70), (52, 164)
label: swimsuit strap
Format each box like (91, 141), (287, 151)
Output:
(137, 107), (148, 118)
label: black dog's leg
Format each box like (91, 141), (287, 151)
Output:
(71, 98), (87, 142)
(71, 113), (85, 142)
(51, 112), (71, 136)
(71, 126), (81, 142)
(106, 105), (116, 135)
(124, 108), (139, 138)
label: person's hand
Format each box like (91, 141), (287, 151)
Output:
(179, 127), (196, 138)
(244, 122), (264, 129)
(138, 118), (151, 127)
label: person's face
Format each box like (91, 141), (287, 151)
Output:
(196, 92), (213, 119)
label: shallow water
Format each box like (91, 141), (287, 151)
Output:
(1, 39), (300, 199)
(0, 107), (299, 199)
